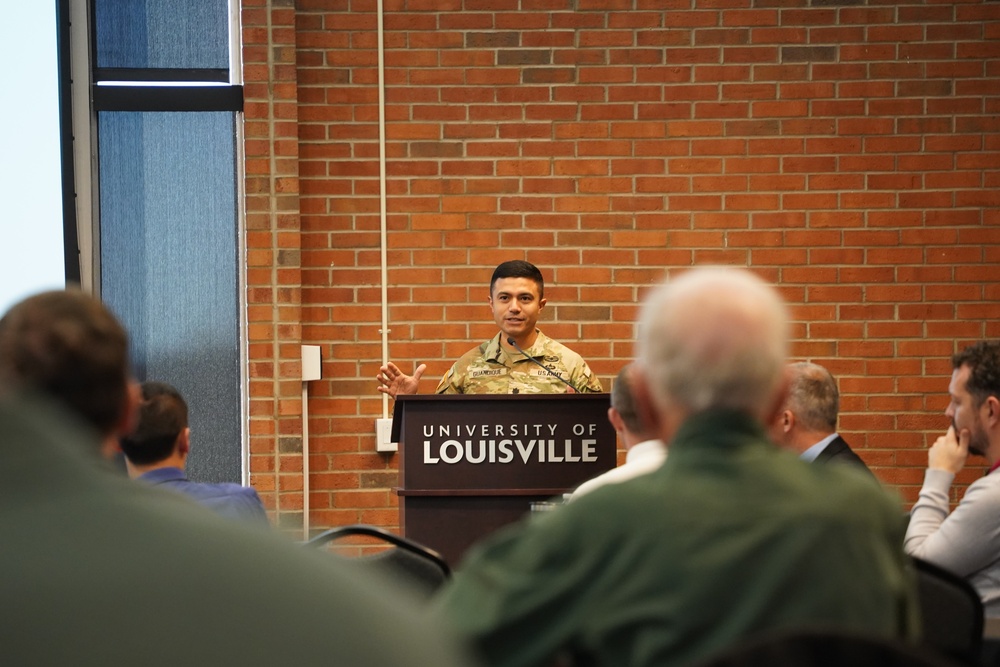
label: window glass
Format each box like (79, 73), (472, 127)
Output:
(99, 111), (240, 483)
(94, 0), (229, 71)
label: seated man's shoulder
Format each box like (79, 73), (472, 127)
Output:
(198, 480), (261, 498)
(7, 478), (471, 664)
(813, 455), (885, 491)
(794, 456), (901, 519)
(957, 470), (1000, 505)
(566, 467), (667, 523)
(190, 480), (268, 519)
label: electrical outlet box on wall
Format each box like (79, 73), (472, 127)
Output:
(376, 418), (397, 452)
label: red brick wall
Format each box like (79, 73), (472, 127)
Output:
(247, 0), (1000, 532)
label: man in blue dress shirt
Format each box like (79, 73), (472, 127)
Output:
(120, 380), (269, 525)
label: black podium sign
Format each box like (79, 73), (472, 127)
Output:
(392, 394), (615, 565)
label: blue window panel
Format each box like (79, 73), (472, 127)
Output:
(94, 0), (229, 70)
(99, 111), (240, 484)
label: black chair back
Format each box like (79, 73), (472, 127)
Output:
(305, 524), (450, 597)
(912, 557), (984, 665)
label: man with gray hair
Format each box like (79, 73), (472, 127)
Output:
(770, 362), (873, 474)
(435, 267), (917, 667)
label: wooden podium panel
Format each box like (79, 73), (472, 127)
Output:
(392, 394), (615, 565)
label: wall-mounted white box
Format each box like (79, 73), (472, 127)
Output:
(376, 417), (397, 452)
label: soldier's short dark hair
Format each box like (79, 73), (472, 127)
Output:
(490, 260), (545, 299)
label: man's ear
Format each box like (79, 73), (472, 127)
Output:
(629, 366), (665, 440)
(984, 395), (1000, 429)
(762, 373), (791, 429)
(607, 406), (625, 433)
(177, 427), (191, 457)
(781, 410), (794, 434)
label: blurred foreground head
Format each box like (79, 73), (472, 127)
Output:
(636, 267), (789, 429)
(0, 289), (130, 443)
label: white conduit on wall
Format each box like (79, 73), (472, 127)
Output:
(301, 345), (321, 540)
(377, 0), (390, 421)
(302, 376), (310, 540)
(304, 1), (388, 540)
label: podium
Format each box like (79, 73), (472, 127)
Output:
(391, 394), (615, 565)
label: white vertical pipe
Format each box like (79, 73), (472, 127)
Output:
(300, 345), (321, 539)
(377, 0), (389, 420)
(301, 382), (310, 540)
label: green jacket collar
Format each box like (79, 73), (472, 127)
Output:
(668, 408), (770, 454)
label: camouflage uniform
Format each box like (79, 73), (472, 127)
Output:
(434, 331), (603, 395)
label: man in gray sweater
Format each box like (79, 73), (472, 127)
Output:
(905, 340), (1000, 617)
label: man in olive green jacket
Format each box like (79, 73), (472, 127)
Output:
(435, 268), (917, 667)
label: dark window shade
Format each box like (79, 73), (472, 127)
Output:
(94, 0), (229, 72)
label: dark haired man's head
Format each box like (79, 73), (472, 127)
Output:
(489, 261), (548, 349)
(948, 341), (1000, 459)
(0, 289), (130, 439)
(120, 381), (188, 467)
(490, 261), (544, 300)
(953, 341), (1000, 408)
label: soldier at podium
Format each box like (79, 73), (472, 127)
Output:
(377, 260), (602, 396)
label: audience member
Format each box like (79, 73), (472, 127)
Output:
(569, 363), (666, 500)
(905, 340), (1000, 617)
(121, 380), (269, 525)
(770, 361), (874, 475)
(434, 267), (917, 667)
(0, 288), (134, 457)
(0, 289), (475, 665)
(377, 260), (602, 396)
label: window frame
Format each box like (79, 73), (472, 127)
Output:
(59, 0), (250, 484)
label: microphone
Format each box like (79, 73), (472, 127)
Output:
(506, 336), (583, 393)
